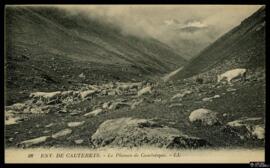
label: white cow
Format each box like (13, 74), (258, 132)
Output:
(116, 82), (142, 91)
(80, 90), (96, 99)
(30, 91), (61, 102)
(217, 68), (247, 84)
(30, 91), (61, 103)
(137, 86), (152, 97)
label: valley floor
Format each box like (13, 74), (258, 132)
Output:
(5, 73), (265, 149)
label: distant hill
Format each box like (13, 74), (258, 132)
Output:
(173, 6), (265, 80)
(5, 6), (186, 104)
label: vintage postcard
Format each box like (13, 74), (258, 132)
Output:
(4, 4), (266, 163)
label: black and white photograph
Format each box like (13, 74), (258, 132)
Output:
(4, 4), (267, 163)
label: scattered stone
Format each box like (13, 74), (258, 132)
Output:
(6, 103), (27, 111)
(251, 125), (265, 140)
(78, 73), (85, 79)
(29, 106), (44, 114)
(213, 95), (220, 99)
(115, 89), (122, 95)
(8, 138), (14, 142)
(169, 103), (183, 108)
(171, 90), (192, 101)
(18, 136), (51, 148)
(5, 112), (22, 125)
(202, 97), (212, 102)
(100, 90), (107, 95)
(108, 104), (115, 110)
(67, 121), (85, 128)
(59, 107), (69, 113)
(108, 91), (116, 96)
(227, 117), (261, 127)
(168, 121), (176, 125)
(45, 123), (54, 128)
(223, 117), (264, 140)
(202, 94), (220, 102)
(52, 129), (72, 139)
(43, 130), (50, 134)
(61, 90), (74, 97)
(102, 102), (111, 109)
(91, 117), (210, 148)
(109, 102), (130, 110)
(131, 99), (143, 109)
(161, 100), (168, 104)
(84, 108), (103, 117)
(70, 112), (81, 116)
(154, 98), (162, 103)
(74, 139), (84, 144)
(226, 88), (237, 92)
(189, 108), (220, 126)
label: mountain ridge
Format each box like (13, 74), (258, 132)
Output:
(173, 6), (265, 80)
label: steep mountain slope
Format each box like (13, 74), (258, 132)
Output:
(173, 6), (265, 80)
(5, 6), (186, 104)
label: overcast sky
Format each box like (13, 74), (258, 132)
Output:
(22, 5), (260, 58)
(56, 5), (262, 41)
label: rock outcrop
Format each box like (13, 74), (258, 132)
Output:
(91, 117), (210, 148)
(189, 108), (220, 126)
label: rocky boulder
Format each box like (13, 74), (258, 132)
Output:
(52, 128), (72, 139)
(91, 117), (210, 148)
(170, 90), (192, 101)
(108, 102), (130, 110)
(17, 136), (51, 148)
(222, 117), (264, 140)
(67, 121), (85, 128)
(189, 108), (220, 126)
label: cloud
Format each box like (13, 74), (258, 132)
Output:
(164, 19), (180, 26)
(182, 20), (207, 29)
(164, 19), (208, 33)
(52, 5), (262, 56)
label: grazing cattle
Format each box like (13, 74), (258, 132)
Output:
(80, 90), (96, 99)
(217, 68), (247, 84)
(116, 82), (142, 91)
(30, 91), (61, 102)
(60, 91), (74, 98)
(137, 86), (152, 97)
